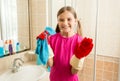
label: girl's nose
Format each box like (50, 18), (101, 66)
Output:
(63, 20), (68, 26)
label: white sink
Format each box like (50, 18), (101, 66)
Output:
(0, 65), (47, 81)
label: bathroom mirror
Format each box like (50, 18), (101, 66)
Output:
(0, 0), (30, 57)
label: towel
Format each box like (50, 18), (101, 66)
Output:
(35, 39), (49, 65)
(35, 26), (56, 71)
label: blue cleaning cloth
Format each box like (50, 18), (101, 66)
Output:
(35, 39), (48, 65)
(45, 26), (56, 35)
(35, 26), (56, 66)
(36, 55), (42, 65)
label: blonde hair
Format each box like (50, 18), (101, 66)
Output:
(55, 6), (82, 36)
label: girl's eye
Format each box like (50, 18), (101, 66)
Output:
(68, 18), (72, 21)
(59, 19), (64, 22)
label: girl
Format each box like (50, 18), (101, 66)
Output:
(47, 6), (93, 81)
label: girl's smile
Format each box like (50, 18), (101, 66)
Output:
(57, 11), (77, 37)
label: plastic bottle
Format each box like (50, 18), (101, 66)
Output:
(0, 40), (4, 57)
(9, 40), (13, 55)
(4, 40), (9, 55)
(16, 42), (20, 52)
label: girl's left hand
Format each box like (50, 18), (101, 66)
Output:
(71, 67), (79, 74)
(74, 37), (93, 59)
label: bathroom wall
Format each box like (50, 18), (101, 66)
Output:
(29, 0), (47, 50)
(78, 55), (119, 81)
(48, 0), (65, 28)
(17, 0), (30, 49)
(118, 59), (120, 81)
(96, 0), (120, 58)
(96, 0), (120, 80)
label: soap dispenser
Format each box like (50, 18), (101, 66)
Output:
(0, 40), (4, 57)
(8, 40), (13, 55)
(16, 42), (20, 52)
(4, 40), (9, 55)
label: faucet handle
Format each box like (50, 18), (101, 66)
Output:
(13, 57), (24, 67)
(13, 57), (24, 62)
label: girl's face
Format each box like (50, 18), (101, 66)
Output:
(57, 11), (77, 34)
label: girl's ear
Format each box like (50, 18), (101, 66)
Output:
(75, 19), (78, 23)
(75, 19), (78, 25)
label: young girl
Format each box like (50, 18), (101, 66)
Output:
(47, 6), (93, 81)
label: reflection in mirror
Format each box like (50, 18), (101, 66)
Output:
(1, 0), (18, 40)
(0, 0), (30, 57)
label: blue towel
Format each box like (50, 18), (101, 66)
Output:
(35, 26), (56, 68)
(35, 39), (49, 65)
(45, 26), (56, 35)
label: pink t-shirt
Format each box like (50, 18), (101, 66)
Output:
(49, 33), (82, 81)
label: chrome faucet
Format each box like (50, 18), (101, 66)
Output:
(11, 57), (24, 73)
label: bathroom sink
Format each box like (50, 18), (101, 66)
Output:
(0, 65), (47, 81)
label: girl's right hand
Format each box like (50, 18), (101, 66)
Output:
(47, 57), (54, 67)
